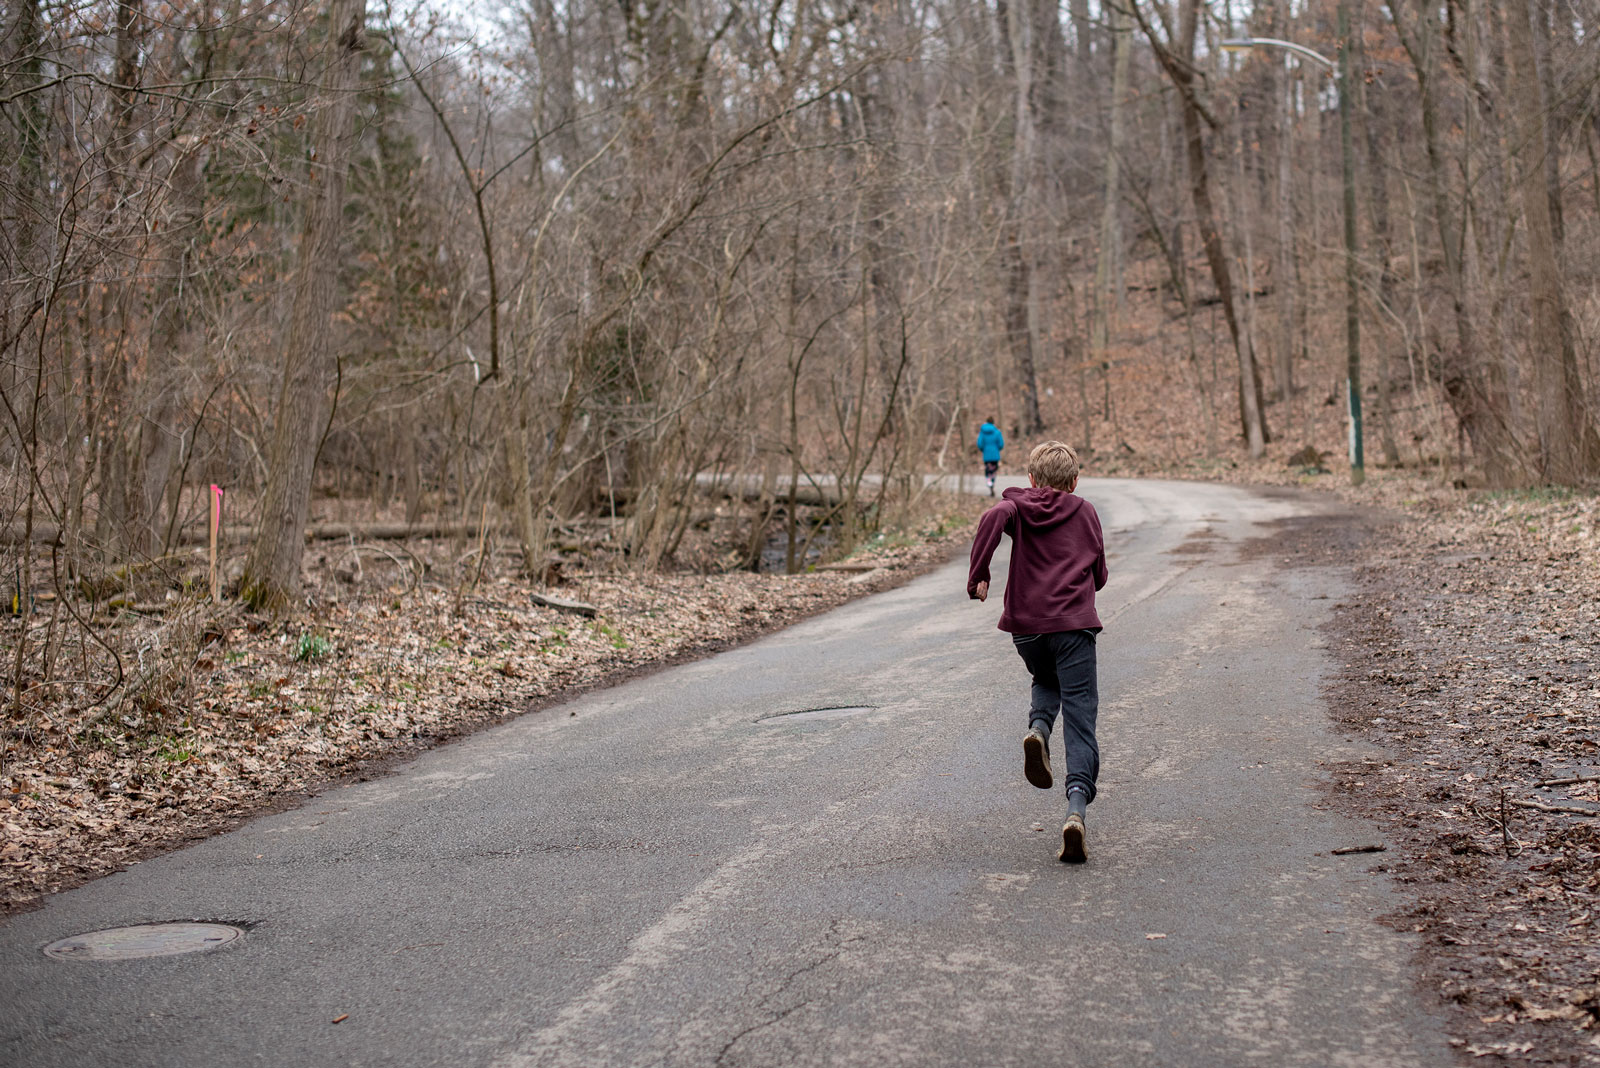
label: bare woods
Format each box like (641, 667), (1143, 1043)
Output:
(3, 1), (1599, 641)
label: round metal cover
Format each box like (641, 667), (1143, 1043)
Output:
(758, 705), (875, 724)
(44, 923), (243, 961)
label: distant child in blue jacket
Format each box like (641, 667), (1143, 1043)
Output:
(976, 420), (1006, 496)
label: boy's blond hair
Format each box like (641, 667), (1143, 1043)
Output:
(1027, 441), (1080, 490)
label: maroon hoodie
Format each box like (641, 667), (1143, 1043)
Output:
(967, 486), (1108, 633)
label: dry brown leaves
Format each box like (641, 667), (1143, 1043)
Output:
(1316, 477), (1600, 1065)
(1, 508), (979, 915)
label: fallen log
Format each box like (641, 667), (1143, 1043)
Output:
(740, 486), (841, 507)
(697, 477), (843, 507)
(529, 592), (598, 617)
(301, 521), (494, 541)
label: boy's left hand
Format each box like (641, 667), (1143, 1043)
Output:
(973, 581), (988, 602)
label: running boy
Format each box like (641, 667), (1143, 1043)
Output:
(966, 441), (1107, 862)
(975, 419), (1005, 496)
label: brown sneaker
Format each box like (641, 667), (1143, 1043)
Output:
(1059, 812), (1087, 863)
(1022, 728), (1053, 789)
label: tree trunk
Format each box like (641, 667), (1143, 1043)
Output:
(240, 0), (367, 610)
(1504, 0), (1594, 482)
(403, 425), (423, 525)
(1069, 0), (1093, 61)
(1531, 0), (1565, 246)
(1268, 0), (1296, 403)
(1229, 112), (1267, 448)
(140, 140), (207, 554)
(502, 376), (540, 570)
(1354, 8), (1402, 467)
(1389, 0), (1525, 485)
(1004, 0), (1046, 435)
(1140, 0), (1267, 456)
(1091, 5), (1131, 385)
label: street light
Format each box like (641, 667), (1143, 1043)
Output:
(1220, 36), (1334, 70)
(1222, 5), (1364, 486)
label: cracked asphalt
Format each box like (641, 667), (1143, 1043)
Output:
(0, 478), (1453, 1067)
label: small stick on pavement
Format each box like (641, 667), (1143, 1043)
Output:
(1533, 774), (1600, 788)
(1330, 844), (1386, 855)
(331, 1014), (349, 1025)
(1506, 797), (1600, 817)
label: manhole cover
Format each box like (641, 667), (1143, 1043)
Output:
(44, 923), (243, 961)
(757, 705), (875, 725)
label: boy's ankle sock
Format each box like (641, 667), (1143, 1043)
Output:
(1059, 792), (1088, 863)
(1067, 788), (1088, 820)
(1029, 716), (1052, 737)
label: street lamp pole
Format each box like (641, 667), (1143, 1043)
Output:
(1223, 7), (1364, 485)
(1335, 0), (1364, 484)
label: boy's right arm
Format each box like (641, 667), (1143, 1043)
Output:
(967, 502), (1014, 599)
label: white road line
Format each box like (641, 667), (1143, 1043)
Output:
(493, 838), (774, 1068)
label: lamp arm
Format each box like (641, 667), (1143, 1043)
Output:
(1220, 37), (1336, 70)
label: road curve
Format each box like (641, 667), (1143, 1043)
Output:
(0, 477), (1450, 1067)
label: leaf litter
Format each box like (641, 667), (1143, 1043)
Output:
(1304, 476), (1600, 1066)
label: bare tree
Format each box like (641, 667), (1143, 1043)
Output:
(1387, 0), (1525, 486)
(241, 0), (369, 610)
(1129, 0), (1269, 457)
(1504, 0), (1597, 481)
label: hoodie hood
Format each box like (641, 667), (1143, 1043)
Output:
(1000, 485), (1085, 532)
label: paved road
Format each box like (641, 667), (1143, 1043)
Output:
(0, 478), (1452, 1067)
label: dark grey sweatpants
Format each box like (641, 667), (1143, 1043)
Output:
(1012, 630), (1099, 801)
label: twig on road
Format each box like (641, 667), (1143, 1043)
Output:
(1331, 843), (1387, 855)
(1505, 798), (1599, 818)
(1532, 774), (1600, 788)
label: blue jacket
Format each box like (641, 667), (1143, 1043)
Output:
(976, 422), (1005, 463)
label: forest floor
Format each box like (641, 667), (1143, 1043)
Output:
(0, 495), (985, 916)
